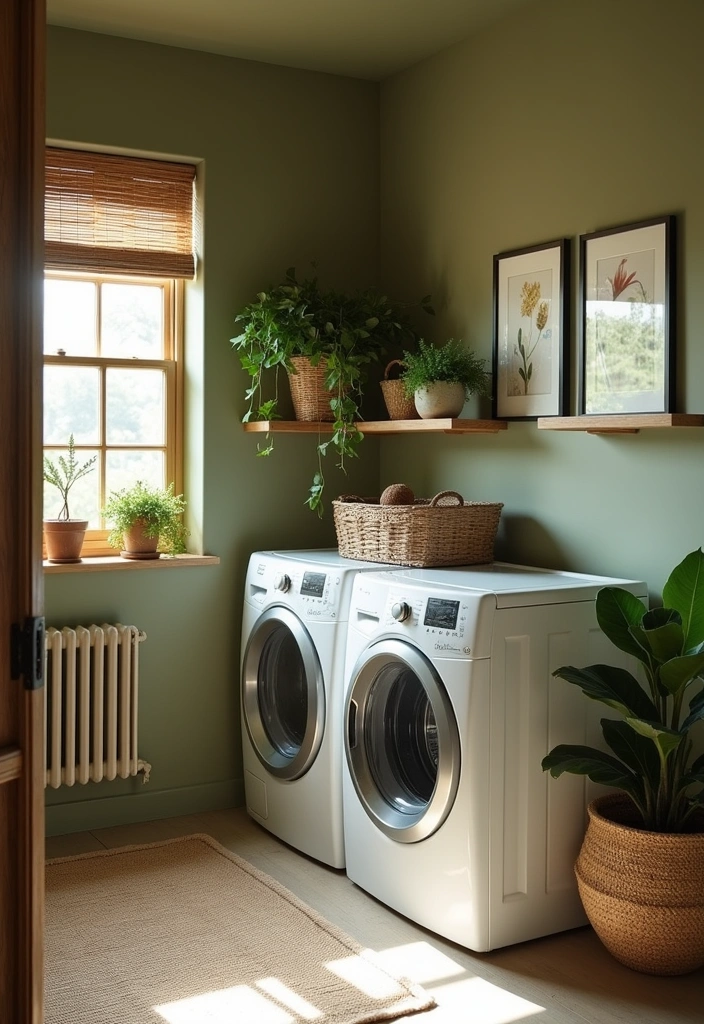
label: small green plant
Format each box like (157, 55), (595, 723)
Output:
(43, 434), (97, 521)
(401, 338), (491, 398)
(102, 481), (188, 555)
(543, 549), (704, 833)
(231, 266), (433, 515)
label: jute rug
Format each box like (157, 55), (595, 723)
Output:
(46, 833), (435, 1024)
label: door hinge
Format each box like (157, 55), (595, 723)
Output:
(11, 616), (45, 690)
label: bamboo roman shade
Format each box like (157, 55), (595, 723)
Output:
(45, 148), (196, 278)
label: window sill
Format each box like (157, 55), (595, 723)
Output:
(43, 554), (220, 575)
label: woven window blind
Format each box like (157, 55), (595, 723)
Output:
(45, 148), (196, 278)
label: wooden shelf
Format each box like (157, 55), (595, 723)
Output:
(537, 414), (704, 435)
(243, 418), (507, 435)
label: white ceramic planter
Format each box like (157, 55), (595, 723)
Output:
(414, 381), (466, 419)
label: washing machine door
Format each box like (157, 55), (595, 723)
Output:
(242, 606), (325, 780)
(345, 638), (460, 843)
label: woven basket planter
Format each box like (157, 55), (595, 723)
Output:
(287, 355), (337, 422)
(333, 491), (503, 567)
(576, 793), (704, 975)
(380, 360), (418, 421)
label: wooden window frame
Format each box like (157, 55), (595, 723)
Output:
(43, 269), (184, 557)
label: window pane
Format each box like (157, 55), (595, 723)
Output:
(43, 448), (100, 527)
(101, 283), (163, 358)
(106, 368), (165, 445)
(44, 279), (96, 355)
(105, 451), (165, 499)
(44, 365), (100, 445)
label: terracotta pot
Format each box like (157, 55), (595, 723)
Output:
(43, 519), (88, 564)
(576, 793), (704, 975)
(414, 381), (466, 419)
(121, 519), (160, 560)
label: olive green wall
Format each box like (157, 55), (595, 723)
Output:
(45, 27), (381, 834)
(379, 0), (704, 596)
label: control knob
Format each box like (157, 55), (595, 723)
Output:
(391, 601), (411, 622)
(274, 573), (291, 593)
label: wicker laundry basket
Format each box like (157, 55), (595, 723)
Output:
(380, 359), (418, 420)
(333, 490), (503, 567)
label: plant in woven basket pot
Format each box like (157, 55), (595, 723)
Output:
(43, 434), (97, 564)
(542, 548), (704, 975)
(231, 267), (433, 514)
(400, 338), (491, 419)
(102, 481), (188, 560)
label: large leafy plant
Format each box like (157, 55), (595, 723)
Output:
(401, 338), (491, 398)
(102, 481), (188, 555)
(543, 549), (704, 833)
(231, 267), (432, 513)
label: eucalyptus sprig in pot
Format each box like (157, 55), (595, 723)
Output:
(401, 338), (491, 419)
(231, 266), (433, 513)
(43, 434), (97, 563)
(543, 548), (704, 975)
(102, 482), (188, 560)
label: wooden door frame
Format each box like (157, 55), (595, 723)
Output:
(0, 1), (46, 1021)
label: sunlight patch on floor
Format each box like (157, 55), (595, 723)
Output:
(371, 941), (466, 985)
(325, 951), (408, 998)
(425, 976), (545, 1024)
(154, 984), (297, 1024)
(256, 977), (324, 1020)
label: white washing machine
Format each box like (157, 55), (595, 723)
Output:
(342, 562), (647, 951)
(240, 549), (392, 868)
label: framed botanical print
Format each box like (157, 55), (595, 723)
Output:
(492, 239), (569, 420)
(579, 216), (675, 415)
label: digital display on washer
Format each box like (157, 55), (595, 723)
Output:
(424, 598), (460, 630)
(301, 571), (326, 597)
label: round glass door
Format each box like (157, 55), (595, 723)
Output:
(242, 606), (325, 780)
(345, 638), (460, 842)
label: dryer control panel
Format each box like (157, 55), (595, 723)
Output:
(350, 575), (496, 658)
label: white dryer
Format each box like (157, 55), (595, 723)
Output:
(240, 549), (391, 868)
(342, 563), (647, 951)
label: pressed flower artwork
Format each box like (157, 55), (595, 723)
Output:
(580, 218), (674, 415)
(493, 240), (569, 419)
(508, 272), (553, 397)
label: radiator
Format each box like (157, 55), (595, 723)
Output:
(44, 623), (152, 789)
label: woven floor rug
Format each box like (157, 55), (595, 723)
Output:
(46, 833), (435, 1024)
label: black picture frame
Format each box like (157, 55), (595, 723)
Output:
(492, 238), (570, 420)
(578, 215), (675, 415)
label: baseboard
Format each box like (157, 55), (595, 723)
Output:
(45, 778), (245, 836)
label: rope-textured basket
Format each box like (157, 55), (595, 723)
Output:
(575, 794), (704, 975)
(287, 356), (336, 422)
(380, 359), (418, 420)
(333, 491), (503, 567)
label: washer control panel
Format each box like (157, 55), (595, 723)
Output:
(248, 558), (342, 619)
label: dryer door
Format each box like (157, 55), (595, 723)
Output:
(345, 638), (460, 842)
(242, 606), (325, 780)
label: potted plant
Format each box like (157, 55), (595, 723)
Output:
(43, 435), (97, 563)
(231, 266), (432, 513)
(543, 548), (704, 975)
(102, 481), (188, 559)
(400, 338), (491, 419)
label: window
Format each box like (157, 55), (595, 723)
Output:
(43, 147), (195, 557)
(43, 271), (182, 554)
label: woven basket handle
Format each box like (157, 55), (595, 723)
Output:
(383, 359), (406, 381)
(429, 490), (465, 507)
